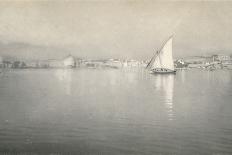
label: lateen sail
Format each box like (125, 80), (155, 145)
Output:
(152, 54), (162, 69)
(151, 37), (174, 71)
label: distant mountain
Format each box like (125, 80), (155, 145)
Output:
(0, 41), (71, 61)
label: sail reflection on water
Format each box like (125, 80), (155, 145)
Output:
(153, 74), (175, 120)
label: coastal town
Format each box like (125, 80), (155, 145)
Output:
(0, 54), (232, 70)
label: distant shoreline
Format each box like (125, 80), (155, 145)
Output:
(1, 54), (232, 70)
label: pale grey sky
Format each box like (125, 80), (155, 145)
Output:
(0, 1), (232, 60)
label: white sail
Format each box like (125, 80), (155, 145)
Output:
(151, 37), (175, 71)
(151, 54), (162, 69)
(159, 37), (174, 70)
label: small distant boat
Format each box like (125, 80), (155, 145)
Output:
(146, 36), (176, 74)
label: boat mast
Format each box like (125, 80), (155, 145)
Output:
(146, 51), (159, 69)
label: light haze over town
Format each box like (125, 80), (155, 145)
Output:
(0, 1), (232, 60)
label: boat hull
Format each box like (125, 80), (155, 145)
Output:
(151, 68), (176, 74)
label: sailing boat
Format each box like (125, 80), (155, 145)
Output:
(147, 36), (176, 74)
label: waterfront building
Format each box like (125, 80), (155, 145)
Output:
(12, 61), (26, 68)
(175, 59), (188, 68)
(105, 59), (123, 68)
(48, 59), (63, 68)
(122, 60), (128, 67)
(63, 55), (76, 68)
(24, 61), (38, 68)
(127, 59), (140, 67)
(37, 60), (50, 68)
(212, 54), (231, 62)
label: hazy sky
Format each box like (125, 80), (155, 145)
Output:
(0, 1), (232, 60)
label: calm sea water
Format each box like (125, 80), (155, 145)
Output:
(0, 68), (232, 155)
